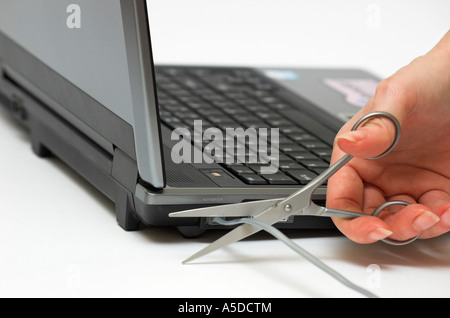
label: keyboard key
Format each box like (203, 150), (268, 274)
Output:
(265, 119), (293, 127)
(271, 137), (297, 146)
(289, 151), (319, 161)
(311, 167), (329, 175)
(160, 116), (181, 126)
(289, 133), (318, 142)
(246, 164), (270, 174)
(278, 161), (305, 170)
(300, 160), (329, 170)
(238, 174), (268, 185)
(239, 121), (261, 129)
(227, 164), (255, 175)
(259, 96), (279, 104)
(312, 148), (333, 162)
(285, 169), (317, 185)
(299, 141), (330, 149)
(234, 115), (260, 122)
(257, 112), (282, 120)
(280, 126), (305, 134)
(261, 153), (291, 162)
(267, 102), (292, 110)
(260, 172), (298, 185)
(278, 144), (305, 153)
(209, 116), (235, 124)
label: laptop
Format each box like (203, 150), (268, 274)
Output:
(0, 0), (380, 237)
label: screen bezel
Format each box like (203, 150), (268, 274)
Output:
(120, 0), (165, 189)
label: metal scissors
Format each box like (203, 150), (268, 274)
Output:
(170, 111), (420, 263)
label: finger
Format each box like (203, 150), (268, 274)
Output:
(384, 194), (417, 213)
(335, 115), (397, 159)
(327, 165), (394, 244)
(332, 215), (393, 244)
(327, 164), (363, 214)
(362, 183), (386, 213)
(381, 204), (440, 241)
(418, 190), (450, 238)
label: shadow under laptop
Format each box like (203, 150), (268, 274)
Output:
(147, 221), (450, 271)
(141, 225), (344, 247)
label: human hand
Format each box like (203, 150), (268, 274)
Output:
(327, 31), (450, 244)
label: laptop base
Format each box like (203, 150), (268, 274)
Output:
(0, 63), (334, 238)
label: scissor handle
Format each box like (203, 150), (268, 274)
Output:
(297, 111), (402, 198)
(290, 112), (420, 245)
(309, 200), (420, 246)
(371, 200), (420, 245)
(350, 111), (402, 160)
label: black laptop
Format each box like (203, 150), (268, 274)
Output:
(0, 0), (380, 237)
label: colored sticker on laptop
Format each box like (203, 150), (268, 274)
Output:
(323, 78), (378, 108)
(263, 70), (299, 81)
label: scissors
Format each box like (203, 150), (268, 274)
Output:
(170, 111), (420, 263)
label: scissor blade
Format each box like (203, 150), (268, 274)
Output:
(169, 198), (282, 218)
(183, 222), (260, 263)
(182, 204), (285, 263)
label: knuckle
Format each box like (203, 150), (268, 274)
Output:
(375, 77), (417, 110)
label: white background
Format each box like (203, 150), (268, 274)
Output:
(1, 0), (449, 298)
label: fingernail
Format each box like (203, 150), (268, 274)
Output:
(337, 130), (366, 143)
(368, 228), (393, 241)
(440, 208), (450, 227)
(413, 210), (440, 231)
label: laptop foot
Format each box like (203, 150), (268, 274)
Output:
(177, 226), (206, 238)
(116, 191), (141, 231)
(31, 139), (52, 158)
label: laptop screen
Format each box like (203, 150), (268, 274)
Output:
(0, 0), (134, 125)
(0, 0), (165, 188)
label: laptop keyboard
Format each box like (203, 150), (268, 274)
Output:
(155, 66), (332, 186)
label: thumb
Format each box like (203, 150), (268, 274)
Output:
(335, 114), (399, 159)
(334, 76), (413, 159)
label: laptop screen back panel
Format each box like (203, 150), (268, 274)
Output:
(0, 0), (165, 188)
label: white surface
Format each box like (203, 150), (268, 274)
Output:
(1, 0), (450, 298)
